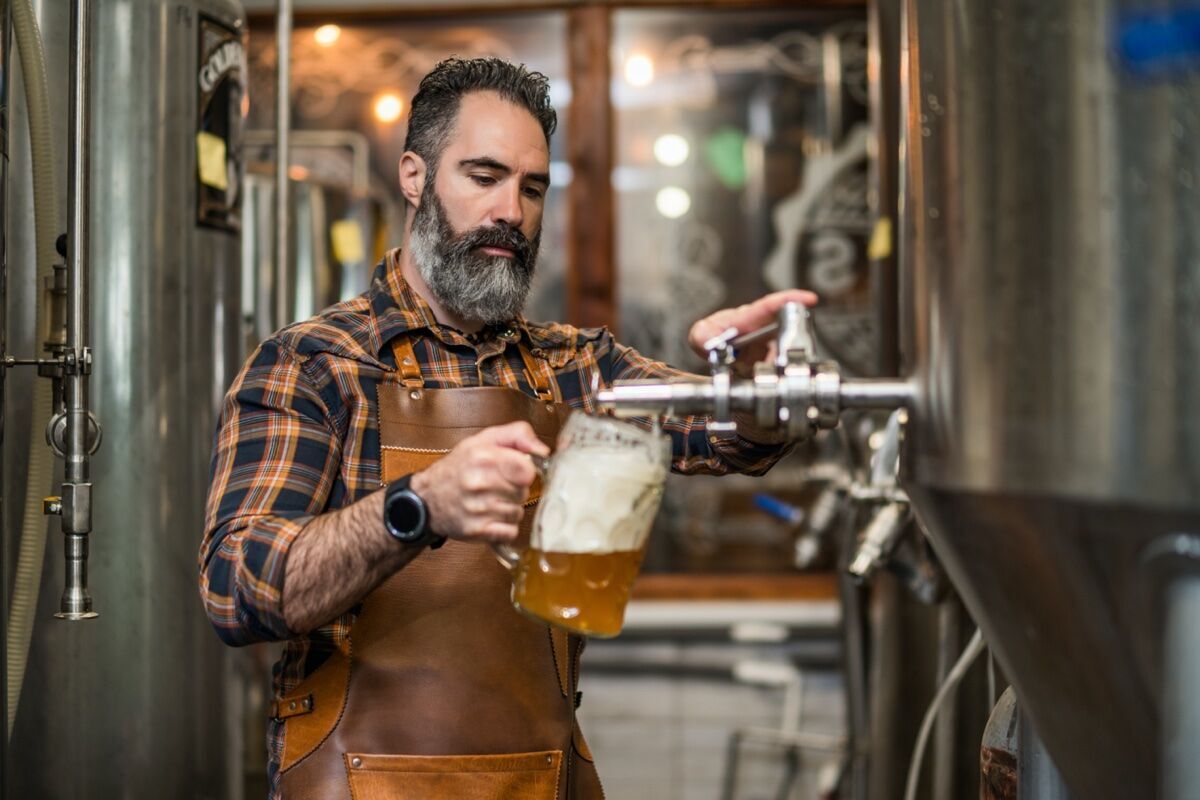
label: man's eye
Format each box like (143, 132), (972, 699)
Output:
(471, 174), (496, 186)
(523, 187), (544, 199)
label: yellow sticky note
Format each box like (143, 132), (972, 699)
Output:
(196, 131), (228, 191)
(331, 219), (365, 264)
(868, 216), (893, 261)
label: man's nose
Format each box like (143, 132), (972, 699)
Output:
(490, 182), (524, 229)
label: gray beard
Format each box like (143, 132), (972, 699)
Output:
(409, 188), (540, 326)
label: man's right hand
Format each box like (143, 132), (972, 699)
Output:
(409, 421), (551, 543)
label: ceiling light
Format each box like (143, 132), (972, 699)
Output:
(655, 186), (691, 219)
(653, 133), (690, 166)
(373, 92), (404, 124)
(313, 24), (341, 47)
(624, 54), (655, 87)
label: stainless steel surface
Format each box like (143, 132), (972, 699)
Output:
(57, 0), (93, 619)
(274, 0), (291, 327)
(1017, 706), (1073, 800)
(1162, 550), (1200, 800)
(899, 0), (1200, 796)
(837, 379), (914, 409)
(5, 0), (245, 793)
(1, 0), (10, 788)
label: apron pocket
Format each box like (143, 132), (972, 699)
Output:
(344, 750), (562, 800)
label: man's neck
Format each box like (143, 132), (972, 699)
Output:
(397, 244), (485, 335)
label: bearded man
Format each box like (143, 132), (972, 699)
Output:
(199, 57), (813, 800)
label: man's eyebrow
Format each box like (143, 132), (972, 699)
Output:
(459, 156), (550, 187)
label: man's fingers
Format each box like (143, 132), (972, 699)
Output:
(480, 421), (551, 457)
(478, 521), (520, 543)
(494, 448), (539, 488)
(689, 290), (820, 356)
(757, 288), (818, 310)
(739, 290), (819, 330)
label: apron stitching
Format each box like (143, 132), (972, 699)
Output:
(380, 445), (451, 454)
(547, 627), (568, 698)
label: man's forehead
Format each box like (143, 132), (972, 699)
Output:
(442, 91), (549, 168)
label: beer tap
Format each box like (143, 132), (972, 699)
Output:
(597, 302), (915, 439)
(846, 409), (910, 581)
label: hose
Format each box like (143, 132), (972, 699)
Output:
(903, 628), (986, 800)
(7, 0), (62, 740)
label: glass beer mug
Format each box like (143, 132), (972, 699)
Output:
(494, 413), (671, 637)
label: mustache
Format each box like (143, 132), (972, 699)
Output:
(451, 223), (533, 270)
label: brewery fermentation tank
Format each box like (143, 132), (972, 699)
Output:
(4, 0), (245, 796)
(900, 0), (1200, 796)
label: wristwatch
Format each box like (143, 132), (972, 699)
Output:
(383, 475), (446, 550)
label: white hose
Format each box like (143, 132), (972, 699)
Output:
(7, 0), (62, 740)
(903, 628), (986, 800)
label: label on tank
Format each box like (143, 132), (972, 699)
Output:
(196, 15), (246, 232)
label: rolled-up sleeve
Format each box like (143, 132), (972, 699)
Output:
(602, 335), (792, 477)
(199, 341), (341, 646)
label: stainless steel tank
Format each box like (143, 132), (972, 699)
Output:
(4, 0), (245, 796)
(899, 1), (1200, 796)
(0, 0), (11, 780)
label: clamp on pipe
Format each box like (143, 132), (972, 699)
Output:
(597, 301), (915, 439)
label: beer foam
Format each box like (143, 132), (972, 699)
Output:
(533, 445), (666, 554)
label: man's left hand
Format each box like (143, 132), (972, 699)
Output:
(688, 289), (818, 376)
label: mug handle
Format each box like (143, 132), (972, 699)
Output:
(492, 454), (553, 570)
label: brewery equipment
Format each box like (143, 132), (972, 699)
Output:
(2, 0), (247, 795)
(602, 0), (1200, 796)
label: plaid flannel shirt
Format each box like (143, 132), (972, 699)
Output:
(198, 249), (791, 795)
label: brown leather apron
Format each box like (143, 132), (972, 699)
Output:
(275, 336), (605, 800)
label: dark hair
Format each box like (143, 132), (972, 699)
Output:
(404, 58), (558, 175)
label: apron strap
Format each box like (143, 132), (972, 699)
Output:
(518, 344), (556, 403)
(391, 337), (425, 388)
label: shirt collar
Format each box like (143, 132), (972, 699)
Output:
(369, 248), (559, 354)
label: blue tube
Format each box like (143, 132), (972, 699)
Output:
(753, 493), (805, 525)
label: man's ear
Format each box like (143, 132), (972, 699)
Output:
(398, 151), (426, 210)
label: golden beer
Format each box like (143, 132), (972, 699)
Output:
(511, 547), (647, 637)
(493, 413), (670, 637)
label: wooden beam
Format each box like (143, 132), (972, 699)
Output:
(246, 0), (865, 25)
(565, 4), (616, 331)
(632, 572), (839, 601)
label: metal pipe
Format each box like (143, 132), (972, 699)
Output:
(1164, 572), (1200, 800)
(931, 602), (961, 800)
(56, 0), (95, 621)
(597, 380), (716, 417)
(838, 379), (915, 409)
(246, 129), (371, 194)
(274, 0), (292, 329)
(1017, 705), (1073, 799)
(821, 31), (844, 146)
(0, 0), (9, 776)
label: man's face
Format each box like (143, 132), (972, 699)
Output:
(409, 92), (550, 325)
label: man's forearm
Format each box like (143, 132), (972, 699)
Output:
(281, 489), (421, 634)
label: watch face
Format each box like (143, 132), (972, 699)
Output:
(387, 490), (426, 541)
